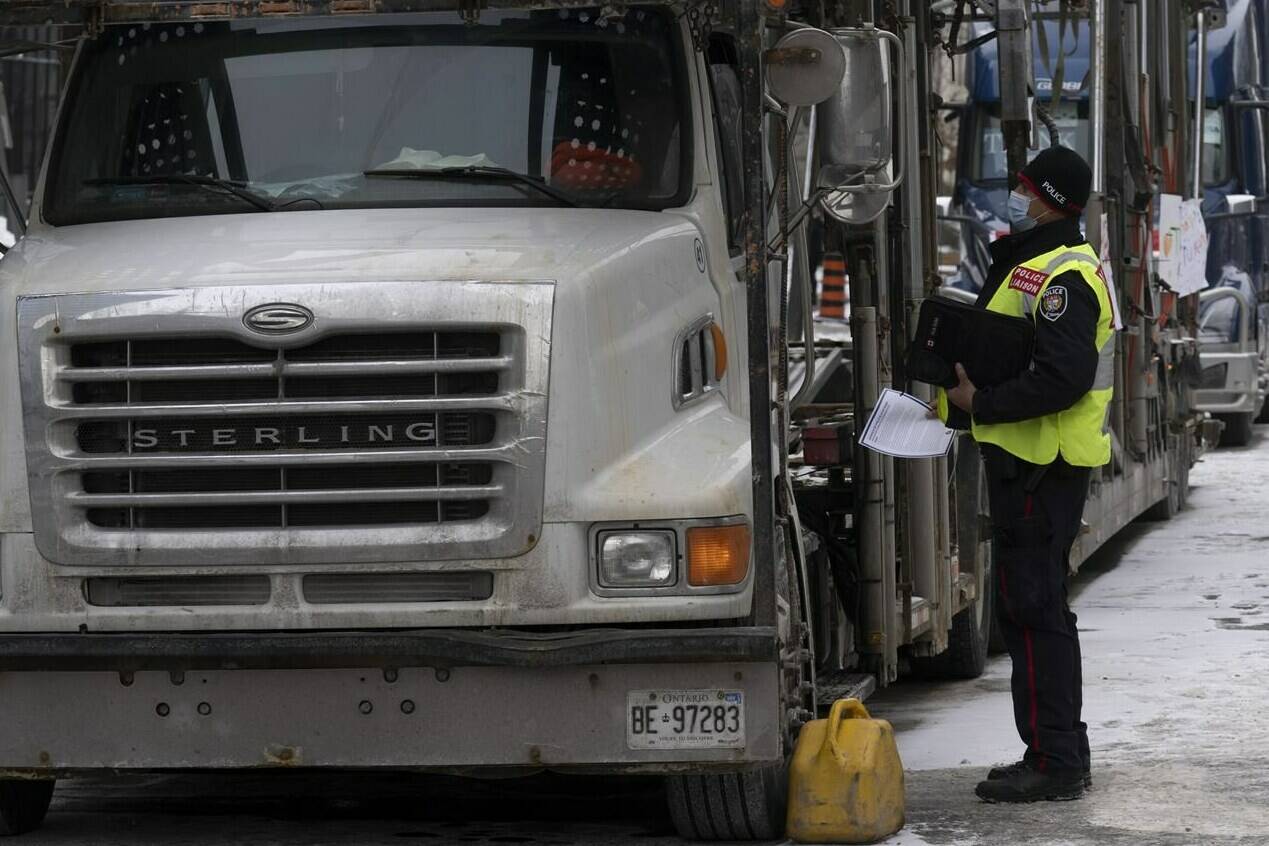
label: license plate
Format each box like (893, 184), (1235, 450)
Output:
(626, 689), (745, 750)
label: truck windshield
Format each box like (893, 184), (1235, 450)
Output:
(1199, 295), (1242, 344)
(975, 101), (1090, 182)
(44, 8), (688, 225)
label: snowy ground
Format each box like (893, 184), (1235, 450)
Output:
(871, 420), (1269, 845)
(18, 424), (1269, 845)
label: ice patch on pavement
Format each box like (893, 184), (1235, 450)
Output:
(1088, 762), (1269, 839)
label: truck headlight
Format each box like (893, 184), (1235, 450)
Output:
(597, 531), (676, 587)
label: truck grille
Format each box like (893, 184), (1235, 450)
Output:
(19, 283), (553, 567)
(84, 576), (273, 607)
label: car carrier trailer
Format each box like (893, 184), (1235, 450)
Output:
(0, 0), (1214, 839)
(1189, 0), (1269, 445)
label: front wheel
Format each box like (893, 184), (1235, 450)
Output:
(665, 766), (787, 841)
(1218, 411), (1255, 447)
(0, 780), (55, 837)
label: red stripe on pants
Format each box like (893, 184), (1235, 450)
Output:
(1024, 628), (1043, 771)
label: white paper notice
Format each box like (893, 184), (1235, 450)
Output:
(1155, 192), (1182, 292)
(1175, 198), (1211, 296)
(858, 389), (956, 459)
(1098, 212), (1125, 330)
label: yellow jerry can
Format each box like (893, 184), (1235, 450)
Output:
(786, 698), (905, 844)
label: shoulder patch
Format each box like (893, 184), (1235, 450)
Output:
(1008, 267), (1048, 295)
(1040, 285), (1068, 322)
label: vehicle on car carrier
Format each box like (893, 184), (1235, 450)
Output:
(0, 0), (1216, 838)
(1189, 0), (1269, 446)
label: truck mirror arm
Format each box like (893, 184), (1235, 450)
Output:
(943, 28), (998, 57)
(0, 39), (79, 60)
(937, 213), (994, 235)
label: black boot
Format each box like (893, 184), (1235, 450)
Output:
(987, 759), (1092, 788)
(975, 763), (1085, 803)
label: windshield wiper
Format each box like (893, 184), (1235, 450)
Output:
(363, 165), (580, 208)
(85, 175), (276, 213)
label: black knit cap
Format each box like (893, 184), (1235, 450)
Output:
(1017, 145), (1092, 216)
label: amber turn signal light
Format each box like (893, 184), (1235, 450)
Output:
(687, 524), (751, 587)
(709, 322), (728, 381)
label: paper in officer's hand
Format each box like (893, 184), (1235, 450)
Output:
(858, 389), (955, 458)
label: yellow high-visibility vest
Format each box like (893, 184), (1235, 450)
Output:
(941, 242), (1115, 467)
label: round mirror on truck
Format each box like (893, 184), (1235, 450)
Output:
(766, 28), (846, 106)
(821, 172), (893, 225)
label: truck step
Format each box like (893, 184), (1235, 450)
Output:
(815, 672), (876, 710)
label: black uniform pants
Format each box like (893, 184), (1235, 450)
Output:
(982, 444), (1091, 774)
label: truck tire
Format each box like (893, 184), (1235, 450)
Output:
(1177, 440), (1192, 510)
(1219, 412), (1255, 447)
(1257, 399), (1269, 425)
(0, 780), (54, 836)
(913, 442), (994, 677)
(1141, 476), (1181, 522)
(1142, 435), (1190, 522)
(665, 766), (786, 841)
(988, 609), (1007, 655)
(911, 543), (994, 680)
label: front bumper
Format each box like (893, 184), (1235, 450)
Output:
(1193, 387), (1260, 414)
(0, 528), (754, 631)
(0, 627), (782, 773)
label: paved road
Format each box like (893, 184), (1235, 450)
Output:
(18, 423), (1269, 845)
(874, 421), (1269, 845)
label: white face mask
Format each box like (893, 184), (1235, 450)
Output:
(1008, 189), (1038, 232)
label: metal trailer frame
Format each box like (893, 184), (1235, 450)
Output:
(869, 0), (1212, 683)
(1068, 0), (1211, 553)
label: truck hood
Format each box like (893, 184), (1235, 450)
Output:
(2, 207), (700, 294)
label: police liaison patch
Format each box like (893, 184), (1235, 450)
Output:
(1008, 266), (1048, 295)
(1040, 285), (1068, 321)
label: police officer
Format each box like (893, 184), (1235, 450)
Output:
(942, 146), (1115, 803)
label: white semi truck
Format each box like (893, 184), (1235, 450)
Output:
(0, 0), (1214, 838)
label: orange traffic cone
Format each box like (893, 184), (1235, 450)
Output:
(819, 252), (847, 319)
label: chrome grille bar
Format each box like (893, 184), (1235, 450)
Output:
(58, 356), (516, 382)
(55, 445), (521, 469)
(18, 281), (553, 567)
(68, 484), (503, 507)
(50, 395), (519, 418)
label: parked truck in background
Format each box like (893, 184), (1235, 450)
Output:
(944, 0), (1268, 448)
(1192, 0), (1269, 445)
(941, 8), (1093, 292)
(0, 0), (1216, 839)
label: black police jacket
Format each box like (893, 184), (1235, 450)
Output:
(950, 216), (1101, 430)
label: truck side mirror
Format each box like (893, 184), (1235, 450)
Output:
(816, 27), (906, 224)
(1226, 194), (1256, 215)
(765, 28), (846, 107)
